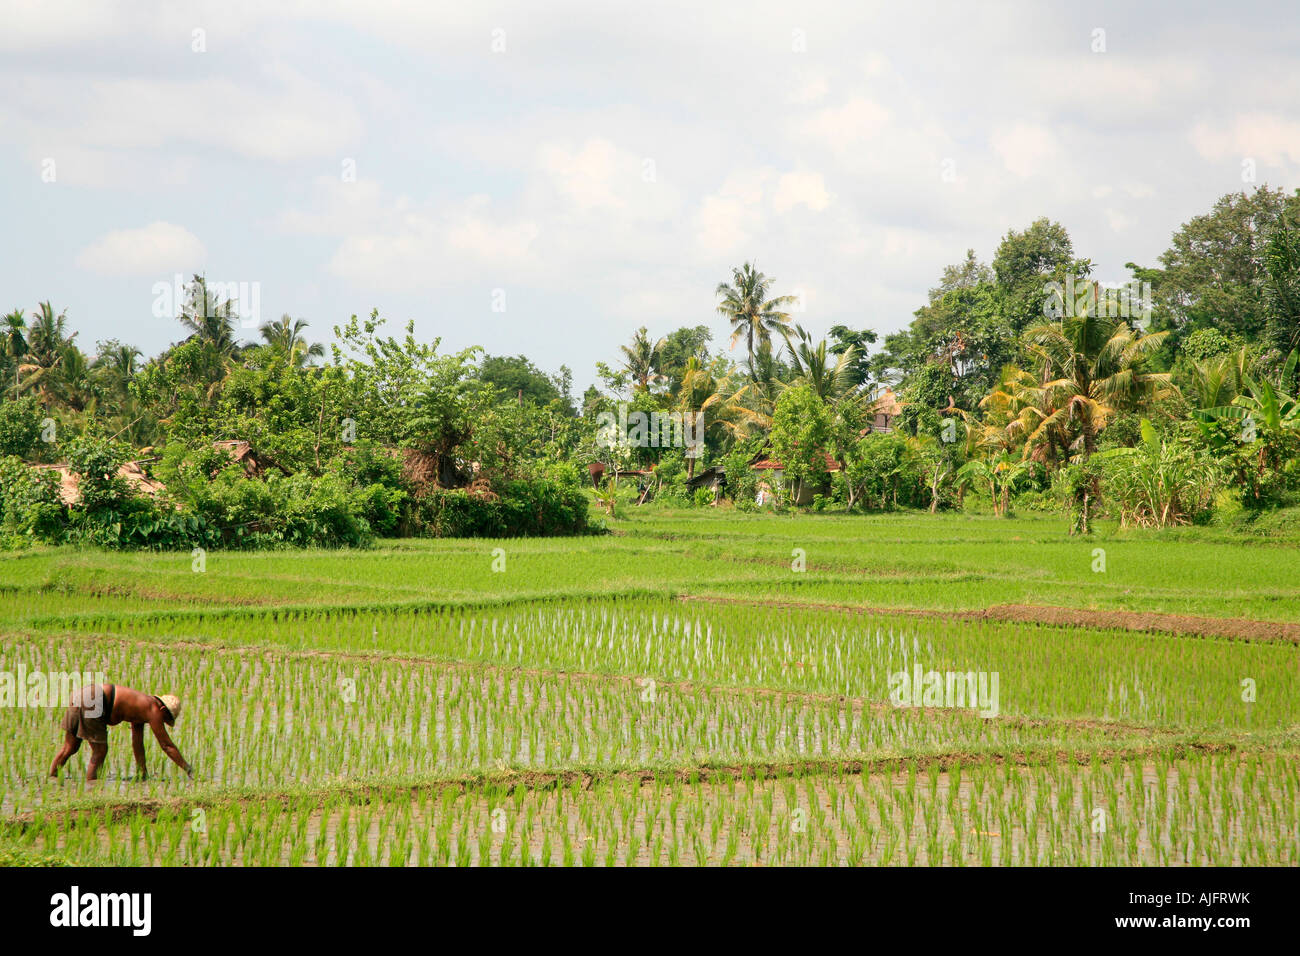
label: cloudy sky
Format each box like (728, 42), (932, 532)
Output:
(2, 0), (1298, 391)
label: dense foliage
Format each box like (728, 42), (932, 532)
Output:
(3, 186), (1298, 546)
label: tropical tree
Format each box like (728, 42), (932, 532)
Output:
(956, 452), (1031, 517)
(1187, 348), (1248, 413)
(1194, 349), (1300, 503)
(172, 276), (245, 400)
(1196, 349), (1300, 434)
(2, 309), (28, 391)
(715, 262), (798, 371)
(783, 325), (858, 404)
(1263, 212), (1300, 355)
(260, 315), (325, 367)
(908, 429), (968, 514)
(13, 302), (76, 402)
(768, 384), (833, 505)
(672, 356), (765, 475)
(619, 327), (666, 393)
(1021, 305), (1174, 458)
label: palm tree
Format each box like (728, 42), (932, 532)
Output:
(50, 343), (93, 411)
(92, 342), (142, 399)
(619, 327), (666, 392)
(15, 302), (75, 401)
(176, 276), (243, 398)
(2, 309), (28, 391)
(178, 276), (240, 358)
(977, 365), (1055, 460)
(260, 315), (325, 367)
(1188, 348), (1248, 412)
(672, 357), (768, 476)
(783, 325), (858, 403)
(956, 452), (1031, 517)
(1021, 303), (1174, 458)
(715, 262), (798, 373)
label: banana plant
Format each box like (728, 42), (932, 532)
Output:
(1098, 419), (1220, 527)
(956, 452), (1030, 516)
(1195, 349), (1299, 437)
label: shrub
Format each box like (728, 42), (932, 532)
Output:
(414, 477), (589, 538)
(0, 456), (64, 545)
(1099, 420), (1222, 528)
(721, 449), (758, 505)
(0, 397), (44, 459)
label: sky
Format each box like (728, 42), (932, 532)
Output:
(2, 0), (1298, 395)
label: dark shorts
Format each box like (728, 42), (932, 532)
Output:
(60, 684), (113, 743)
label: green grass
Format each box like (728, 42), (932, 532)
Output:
(3, 510), (1299, 624)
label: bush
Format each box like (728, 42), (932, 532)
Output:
(1099, 421), (1221, 528)
(0, 456), (64, 545)
(61, 435), (212, 550)
(721, 448), (758, 505)
(414, 477), (590, 538)
(0, 397), (44, 459)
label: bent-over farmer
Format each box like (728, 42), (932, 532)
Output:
(49, 682), (193, 781)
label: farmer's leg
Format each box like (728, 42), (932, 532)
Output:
(86, 741), (108, 782)
(49, 733), (81, 777)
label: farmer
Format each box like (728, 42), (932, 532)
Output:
(49, 682), (193, 782)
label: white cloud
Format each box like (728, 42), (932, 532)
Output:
(773, 171), (831, 213)
(787, 69), (830, 104)
(796, 97), (891, 154)
(990, 123), (1061, 178)
(326, 197), (541, 291)
(75, 222), (206, 276)
(537, 139), (630, 212)
(1190, 112), (1300, 168)
(693, 169), (777, 255)
(6, 63), (362, 167)
(1105, 208), (1134, 233)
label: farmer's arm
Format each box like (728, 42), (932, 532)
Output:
(149, 714), (192, 776)
(131, 723), (147, 779)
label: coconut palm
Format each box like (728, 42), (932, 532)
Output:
(956, 452), (1031, 517)
(1188, 348), (1249, 412)
(715, 262), (798, 372)
(976, 365), (1052, 459)
(92, 342), (142, 400)
(619, 327), (666, 392)
(174, 276), (244, 399)
(1021, 305), (1174, 458)
(783, 325), (858, 403)
(2, 309), (28, 391)
(13, 302), (76, 402)
(260, 315), (325, 367)
(178, 276), (241, 359)
(673, 357), (768, 474)
(50, 344), (94, 411)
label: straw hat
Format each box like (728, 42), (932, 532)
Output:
(158, 694), (182, 722)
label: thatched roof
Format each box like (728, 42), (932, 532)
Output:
(212, 439), (262, 476)
(33, 461), (165, 507)
(872, 387), (903, 417)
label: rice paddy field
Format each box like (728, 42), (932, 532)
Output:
(1, 509), (1297, 866)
